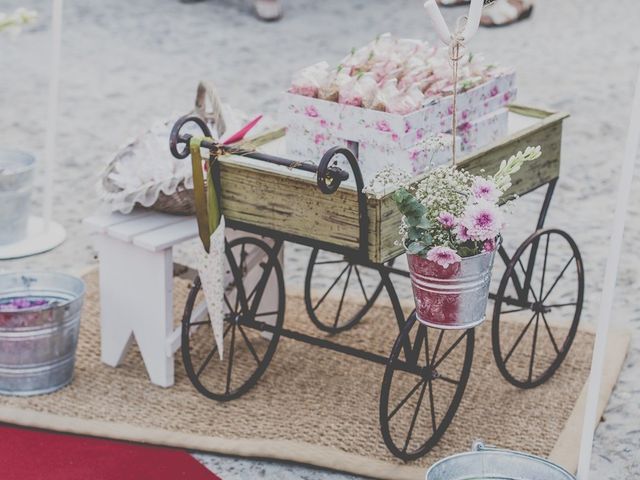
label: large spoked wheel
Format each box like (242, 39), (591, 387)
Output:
(492, 228), (584, 389)
(380, 314), (475, 460)
(181, 237), (285, 401)
(304, 248), (388, 333)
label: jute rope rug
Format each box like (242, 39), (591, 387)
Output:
(0, 270), (628, 480)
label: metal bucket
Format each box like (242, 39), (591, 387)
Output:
(407, 248), (497, 329)
(426, 442), (575, 480)
(0, 148), (36, 245)
(0, 272), (85, 396)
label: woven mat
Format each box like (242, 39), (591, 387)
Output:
(0, 270), (629, 480)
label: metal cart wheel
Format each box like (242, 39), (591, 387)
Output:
(492, 228), (584, 389)
(304, 247), (389, 333)
(380, 313), (475, 460)
(181, 236), (285, 401)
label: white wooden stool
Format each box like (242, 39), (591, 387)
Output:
(84, 210), (281, 388)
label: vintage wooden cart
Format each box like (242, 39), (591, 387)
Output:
(169, 104), (584, 460)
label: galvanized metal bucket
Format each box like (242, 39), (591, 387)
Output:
(0, 148), (36, 245)
(407, 247), (497, 329)
(0, 272), (85, 396)
(426, 442), (576, 480)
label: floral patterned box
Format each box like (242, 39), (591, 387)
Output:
(281, 70), (516, 153)
(458, 107), (509, 153)
(286, 123), (461, 184)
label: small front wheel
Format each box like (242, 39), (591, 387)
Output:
(380, 314), (475, 460)
(181, 237), (285, 401)
(492, 228), (584, 389)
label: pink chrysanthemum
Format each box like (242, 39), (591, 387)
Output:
(437, 212), (456, 229)
(455, 224), (471, 242)
(483, 238), (497, 253)
(471, 177), (501, 203)
(426, 246), (461, 269)
(460, 200), (503, 242)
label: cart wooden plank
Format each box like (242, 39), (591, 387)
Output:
(216, 105), (568, 263)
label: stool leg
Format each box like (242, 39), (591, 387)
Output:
(96, 235), (175, 388)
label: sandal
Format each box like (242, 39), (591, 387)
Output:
(254, 0), (283, 21)
(436, 0), (471, 6)
(480, 0), (533, 27)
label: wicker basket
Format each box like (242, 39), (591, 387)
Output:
(101, 81), (225, 216)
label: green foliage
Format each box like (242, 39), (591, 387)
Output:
(393, 188), (433, 256)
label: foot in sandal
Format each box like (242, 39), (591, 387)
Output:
(254, 0), (283, 21)
(436, 0), (470, 6)
(480, 0), (534, 27)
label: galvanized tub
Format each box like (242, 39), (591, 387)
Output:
(407, 247), (497, 330)
(0, 148), (36, 245)
(426, 442), (575, 480)
(0, 272), (85, 396)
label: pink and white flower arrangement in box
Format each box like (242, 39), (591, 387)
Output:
(394, 146), (542, 264)
(288, 33), (509, 115)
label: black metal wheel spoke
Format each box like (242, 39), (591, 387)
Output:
(225, 324), (237, 394)
(501, 307), (529, 314)
(333, 265), (353, 329)
(544, 302), (577, 308)
(541, 255), (575, 304)
(503, 312), (537, 365)
(253, 310), (279, 318)
(195, 322), (233, 378)
(430, 330), (444, 367)
(387, 379), (426, 421)
(238, 324), (261, 366)
(402, 381), (428, 454)
(528, 315), (540, 383)
(353, 265), (370, 303)
(539, 234), (550, 300)
(432, 331), (468, 370)
(540, 311), (560, 355)
(437, 375), (460, 386)
(427, 379), (437, 435)
(223, 294), (235, 314)
(312, 263), (350, 311)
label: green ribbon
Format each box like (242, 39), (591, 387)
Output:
(189, 137), (221, 253)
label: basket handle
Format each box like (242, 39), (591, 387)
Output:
(194, 81), (227, 139)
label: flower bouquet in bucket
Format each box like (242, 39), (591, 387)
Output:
(394, 146), (541, 329)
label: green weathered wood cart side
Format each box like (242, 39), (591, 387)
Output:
(217, 105), (568, 263)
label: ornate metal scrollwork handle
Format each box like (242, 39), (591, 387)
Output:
(169, 115), (213, 159)
(316, 146), (363, 195)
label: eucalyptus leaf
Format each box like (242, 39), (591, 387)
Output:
(415, 216), (431, 229)
(393, 188), (426, 227)
(406, 242), (427, 255)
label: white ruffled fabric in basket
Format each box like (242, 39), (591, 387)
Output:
(99, 104), (267, 214)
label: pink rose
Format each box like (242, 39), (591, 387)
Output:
(314, 134), (325, 145)
(305, 105), (319, 117)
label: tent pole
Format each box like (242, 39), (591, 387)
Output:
(576, 65), (640, 479)
(43, 0), (63, 228)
